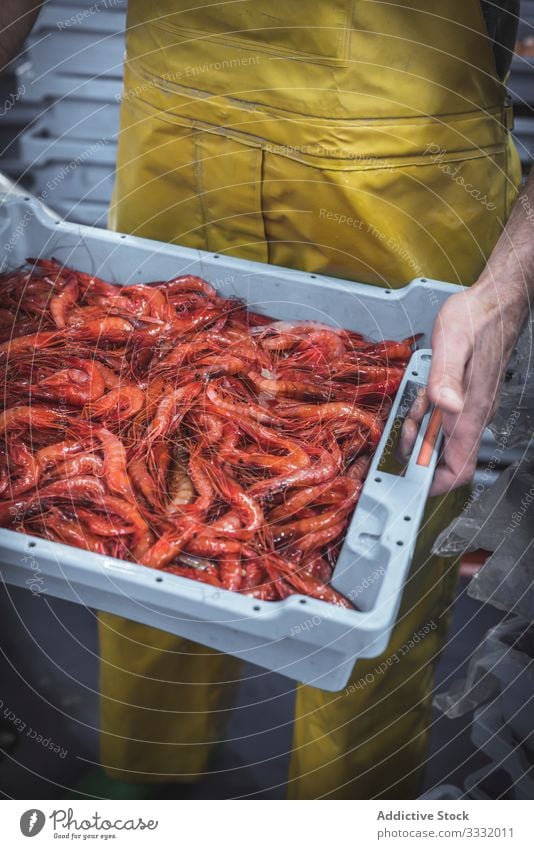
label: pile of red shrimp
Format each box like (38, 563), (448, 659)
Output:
(0, 259), (416, 608)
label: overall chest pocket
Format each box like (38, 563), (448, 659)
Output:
(151, 0), (353, 66)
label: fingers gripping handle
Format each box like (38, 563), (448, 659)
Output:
(371, 347), (443, 483)
(404, 359), (443, 482)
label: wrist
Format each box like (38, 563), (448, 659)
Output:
(466, 277), (529, 357)
(470, 273), (530, 320)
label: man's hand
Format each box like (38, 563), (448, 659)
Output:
(401, 283), (526, 496)
(400, 170), (534, 497)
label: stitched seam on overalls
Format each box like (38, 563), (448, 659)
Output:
(192, 129), (212, 253)
(119, 97), (507, 171)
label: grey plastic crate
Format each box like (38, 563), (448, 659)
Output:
(16, 64), (122, 103)
(0, 196), (459, 691)
(34, 197), (111, 227)
(19, 123), (117, 167)
(48, 198), (110, 228)
(24, 30), (124, 80)
(29, 161), (115, 204)
(21, 98), (120, 142)
(35, 1), (126, 35)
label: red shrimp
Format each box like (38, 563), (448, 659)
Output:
(163, 563), (223, 588)
(300, 554), (332, 583)
(169, 306), (224, 336)
(47, 453), (103, 481)
(50, 274), (79, 329)
(194, 355), (248, 378)
(209, 510), (243, 533)
(0, 405), (63, 434)
(163, 274), (217, 299)
(97, 495), (152, 557)
(141, 524), (196, 570)
(249, 446), (338, 498)
(0, 331), (59, 356)
(222, 442), (311, 474)
(66, 316), (135, 342)
(121, 285), (171, 321)
(185, 533), (242, 558)
(279, 401), (383, 445)
(254, 322), (346, 360)
(94, 362), (124, 390)
(36, 476), (107, 502)
(206, 383), (282, 426)
(273, 501), (358, 545)
(60, 265), (119, 298)
(268, 479), (346, 521)
(246, 370), (331, 400)
(36, 440), (84, 468)
(87, 386), (145, 421)
(189, 411), (225, 444)
(347, 454), (372, 480)
(95, 427), (134, 503)
(4, 443), (40, 497)
(73, 506), (132, 537)
(128, 456), (161, 509)
(44, 508), (109, 555)
(205, 465), (263, 539)
(263, 553), (352, 608)
(219, 553), (244, 592)
(360, 340), (413, 361)
(145, 382), (202, 441)
(294, 520), (346, 554)
(335, 363), (405, 383)
(156, 339), (213, 368)
(29, 359), (106, 406)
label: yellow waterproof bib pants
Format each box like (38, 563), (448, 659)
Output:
(100, 0), (520, 798)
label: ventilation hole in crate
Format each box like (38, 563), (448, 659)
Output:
(420, 353), (431, 361)
(27, 541), (36, 548)
(310, 274), (317, 279)
(54, 220), (60, 225)
(384, 289), (391, 294)
(411, 370), (419, 376)
(403, 515), (411, 522)
(420, 278), (427, 283)
(253, 605), (260, 611)
(155, 577), (163, 583)
(374, 476), (382, 483)
(120, 235), (127, 239)
(213, 254), (220, 259)
(24, 196), (30, 201)
(299, 598), (307, 605)
(396, 540), (404, 546)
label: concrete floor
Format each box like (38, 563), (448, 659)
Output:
(0, 576), (503, 800)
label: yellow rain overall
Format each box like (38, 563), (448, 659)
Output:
(100, 1), (520, 798)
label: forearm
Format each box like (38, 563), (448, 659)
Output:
(0, 1), (42, 72)
(473, 169), (534, 319)
(403, 167), (534, 495)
